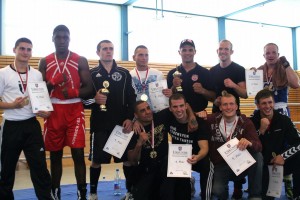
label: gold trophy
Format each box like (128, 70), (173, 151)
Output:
(98, 80), (110, 111)
(173, 69), (183, 92)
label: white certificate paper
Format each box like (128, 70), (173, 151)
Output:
(149, 80), (169, 112)
(267, 165), (283, 198)
(245, 69), (263, 97)
(103, 125), (134, 159)
(167, 143), (192, 178)
(217, 138), (256, 176)
(27, 81), (53, 113)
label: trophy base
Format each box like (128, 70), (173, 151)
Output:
(176, 87), (183, 92)
(100, 105), (107, 112)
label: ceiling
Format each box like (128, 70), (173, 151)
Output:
(82, 0), (300, 28)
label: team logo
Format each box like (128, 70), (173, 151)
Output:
(96, 73), (102, 77)
(178, 146), (182, 151)
(35, 83), (38, 87)
(112, 72), (122, 81)
(191, 74), (198, 81)
(155, 82), (159, 87)
(227, 144), (231, 148)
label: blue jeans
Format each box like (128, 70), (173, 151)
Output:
(212, 152), (263, 200)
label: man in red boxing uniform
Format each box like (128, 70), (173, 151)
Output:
(39, 24), (93, 200)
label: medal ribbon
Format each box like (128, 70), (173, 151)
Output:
(224, 119), (237, 141)
(14, 61), (28, 93)
(151, 120), (155, 149)
(135, 67), (149, 93)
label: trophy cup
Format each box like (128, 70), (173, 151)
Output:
(98, 80), (110, 111)
(173, 69), (183, 92)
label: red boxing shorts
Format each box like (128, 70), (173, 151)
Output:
(43, 102), (85, 151)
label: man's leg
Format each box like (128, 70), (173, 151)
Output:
(247, 152), (263, 199)
(211, 163), (231, 200)
(50, 150), (63, 199)
(71, 148), (87, 200)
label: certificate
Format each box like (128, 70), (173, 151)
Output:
(103, 125), (134, 159)
(148, 80), (169, 112)
(167, 143), (192, 178)
(27, 81), (53, 113)
(217, 138), (256, 176)
(267, 165), (283, 198)
(245, 69), (263, 97)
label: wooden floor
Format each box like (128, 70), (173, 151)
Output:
(14, 160), (123, 190)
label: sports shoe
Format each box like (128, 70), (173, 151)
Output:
(77, 188), (87, 200)
(284, 177), (293, 199)
(51, 187), (61, 200)
(121, 192), (134, 200)
(231, 188), (243, 200)
(190, 176), (196, 197)
(88, 193), (98, 200)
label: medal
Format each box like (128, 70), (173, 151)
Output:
(274, 90), (278, 95)
(140, 94), (148, 101)
(150, 150), (157, 159)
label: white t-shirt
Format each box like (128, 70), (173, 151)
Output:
(0, 65), (43, 120)
(130, 67), (164, 110)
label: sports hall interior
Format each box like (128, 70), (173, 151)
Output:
(0, 0), (300, 192)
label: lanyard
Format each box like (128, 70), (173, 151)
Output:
(14, 61), (28, 93)
(224, 119), (237, 141)
(135, 67), (149, 92)
(151, 120), (155, 149)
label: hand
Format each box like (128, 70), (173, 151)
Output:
(279, 56), (290, 69)
(249, 67), (257, 72)
(133, 120), (144, 134)
(187, 154), (200, 165)
(36, 111), (51, 118)
(270, 155), (285, 166)
(13, 97), (28, 108)
(237, 138), (252, 150)
(259, 118), (270, 135)
(214, 96), (221, 107)
(122, 119), (133, 133)
(224, 78), (236, 89)
(95, 92), (107, 105)
(173, 76), (182, 87)
(162, 88), (172, 97)
(188, 117), (198, 132)
(195, 110), (207, 120)
(49, 73), (68, 86)
(193, 82), (204, 94)
(62, 88), (79, 99)
(137, 131), (149, 146)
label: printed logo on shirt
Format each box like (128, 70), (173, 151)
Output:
(112, 72), (122, 81)
(96, 73), (102, 77)
(191, 74), (198, 81)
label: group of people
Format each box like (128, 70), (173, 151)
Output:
(0, 24), (299, 200)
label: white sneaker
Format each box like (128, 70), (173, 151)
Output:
(88, 193), (98, 200)
(125, 192), (134, 200)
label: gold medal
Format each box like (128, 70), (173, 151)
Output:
(150, 150), (157, 159)
(140, 94), (148, 101)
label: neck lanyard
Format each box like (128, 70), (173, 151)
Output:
(14, 61), (28, 93)
(151, 120), (155, 149)
(224, 119), (237, 141)
(54, 51), (71, 74)
(135, 67), (149, 92)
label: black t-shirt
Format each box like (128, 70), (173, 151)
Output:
(167, 63), (212, 112)
(127, 109), (170, 167)
(210, 62), (245, 113)
(167, 116), (209, 155)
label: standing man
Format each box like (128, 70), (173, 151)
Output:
(256, 43), (300, 198)
(205, 91), (263, 200)
(210, 39), (247, 113)
(39, 25), (93, 200)
(251, 89), (300, 199)
(165, 93), (210, 200)
(0, 38), (52, 199)
(130, 45), (172, 111)
(85, 40), (136, 200)
(167, 39), (215, 112)
(210, 39), (248, 198)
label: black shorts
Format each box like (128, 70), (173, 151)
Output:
(88, 130), (125, 164)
